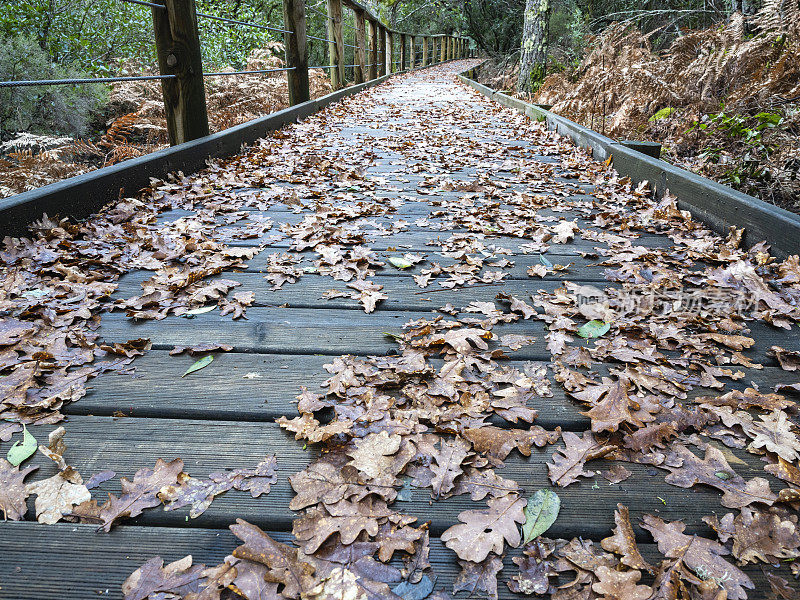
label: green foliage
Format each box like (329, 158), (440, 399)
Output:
(694, 110), (785, 189)
(547, 0), (586, 64)
(0, 0), (287, 75)
(0, 0), (155, 75)
(0, 34), (107, 137)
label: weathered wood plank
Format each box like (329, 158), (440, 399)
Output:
(0, 522), (790, 600)
(99, 291), (798, 362)
(96, 307), (553, 359)
(111, 273), (609, 313)
(15, 417), (782, 540)
(76, 350), (796, 429)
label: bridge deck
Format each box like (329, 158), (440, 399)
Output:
(2, 61), (798, 599)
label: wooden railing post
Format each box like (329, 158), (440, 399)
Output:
(282, 0), (309, 105)
(400, 33), (407, 71)
(379, 26), (387, 76)
(386, 30), (394, 73)
(422, 36), (428, 67)
(354, 8), (366, 84)
(326, 0), (344, 89)
(153, 0), (208, 145)
(367, 19), (378, 80)
(440, 35), (445, 62)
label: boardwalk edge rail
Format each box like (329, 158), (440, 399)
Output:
(458, 67), (800, 259)
(0, 59), (461, 236)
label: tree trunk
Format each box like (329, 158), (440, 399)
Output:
(517, 0), (550, 94)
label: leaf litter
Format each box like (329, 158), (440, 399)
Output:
(0, 63), (799, 598)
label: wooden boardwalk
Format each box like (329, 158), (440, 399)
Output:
(2, 61), (799, 599)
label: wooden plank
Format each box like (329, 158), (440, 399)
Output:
(13, 417), (780, 539)
(111, 271), (611, 312)
(152, 0), (209, 145)
(222, 227), (681, 253)
(422, 36), (428, 66)
(283, 0), (310, 105)
(77, 349), (795, 429)
(120, 251), (606, 280)
(326, 0), (344, 89)
(0, 522), (790, 600)
(96, 306), (554, 359)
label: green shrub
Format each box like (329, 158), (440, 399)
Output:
(0, 34), (107, 138)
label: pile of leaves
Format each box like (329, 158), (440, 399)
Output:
(511, 2), (800, 211)
(0, 43), (334, 199)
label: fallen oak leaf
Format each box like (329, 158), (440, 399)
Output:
(642, 514), (754, 600)
(591, 565), (651, 600)
(231, 518), (317, 598)
(660, 444), (777, 509)
(451, 467), (520, 501)
(159, 456), (277, 517)
(572, 377), (650, 433)
(74, 458), (183, 531)
(508, 540), (557, 595)
(122, 555), (205, 600)
(463, 425), (561, 467)
(38, 425), (67, 470)
(25, 466), (91, 524)
(547, 430), (616, 487)
(428, 436), (472, 499)
(0, 458), (37, 520)
(601, 504), (653, 573)
(744, 409), (800, 463)
(771, 346), (800, 371)
(703, 507), (800, 565)
(453, 556), (503, 600)
(440, 493), (527, 562)
(292, 497), (395, 554)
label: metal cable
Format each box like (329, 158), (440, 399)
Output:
(0, 74), (175, 87)
(195, 11), (292, 34)
(308, 34), (336, 44)
(118, 0), (165, 9)
(204, 67), (295, 76)
(309, 65), (336, 69)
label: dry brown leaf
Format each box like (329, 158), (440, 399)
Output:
(440, 493), (527, 562)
